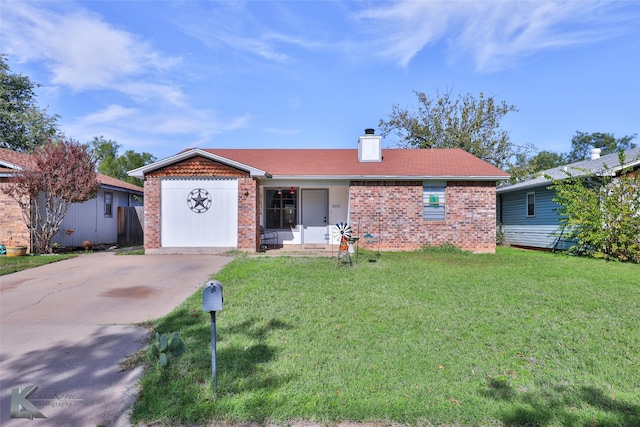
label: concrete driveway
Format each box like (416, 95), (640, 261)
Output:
(0, 251), (232, 426)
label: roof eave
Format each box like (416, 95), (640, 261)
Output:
(0, 161), (23, 171)
(496, 163), (638, 194)
(127, 148), (269, 179)
(100, 183), (144, 195)
(262, 174), (510, 181)
(497, 180), (552, 193)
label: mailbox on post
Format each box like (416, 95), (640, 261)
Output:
(203, 280), (223, 312)
(203, 280), (223, 395)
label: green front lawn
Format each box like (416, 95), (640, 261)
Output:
(131, 248), (640, 426)
(0, 253), (77, 275)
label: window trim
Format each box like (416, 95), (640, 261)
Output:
(423, 182), (446, 221)
(264, 187), (298, 229)
(526, 191), (535, 217)
(104, 191), (113, 218)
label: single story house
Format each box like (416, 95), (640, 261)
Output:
(0, 147), (144, 251)
(496, 147), (640, 250)
(129, 130), (509, 254)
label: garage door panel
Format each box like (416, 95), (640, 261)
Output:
(161, 179), (238, 247)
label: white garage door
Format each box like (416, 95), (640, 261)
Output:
(161, 179), (238, 247)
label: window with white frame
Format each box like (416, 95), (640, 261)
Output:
(526, 192), (535, 217)
(423, 183), (446, 220)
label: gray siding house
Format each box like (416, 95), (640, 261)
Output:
(497, 147), (640, 250)
(1, 147), (143, 252)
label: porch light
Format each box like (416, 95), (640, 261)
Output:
(277, 188), (282, 195)
(290, 186), (295, 195)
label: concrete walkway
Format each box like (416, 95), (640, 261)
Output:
(0, 251), (232, 426)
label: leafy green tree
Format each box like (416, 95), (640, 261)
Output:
(3, 140), (99, 254)
(530, 150), (567, 171)
(90, 136), (156, 187)
(566, 131), (637, 162)
(508, 150), (567, 182)
(0, 54), (61, 152)
(549, 151), (640, 263)
(379, 90), (530, 170)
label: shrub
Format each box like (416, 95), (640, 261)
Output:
(549, 151), (640, 263)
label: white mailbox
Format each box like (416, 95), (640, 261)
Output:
(203, 280), (223, 312)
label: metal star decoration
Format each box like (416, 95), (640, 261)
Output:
(187, 188), (212, 213)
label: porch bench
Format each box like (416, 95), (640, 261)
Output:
(259, 226), (279, 251)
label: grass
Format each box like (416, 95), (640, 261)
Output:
(0, 253), (77, 275)
(131, 248), (640, 426)
(0, 246), (143, 276)
(115, 248), (145, 255)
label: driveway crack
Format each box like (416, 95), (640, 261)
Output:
(5, 278), (92, 316)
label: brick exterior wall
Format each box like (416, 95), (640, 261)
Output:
(143, 156), (259, 251)
(0, 180), (31, 251)
(143, 176), (161, 250)
(349, 180), (497, 253)
(237, 177), (260, 251)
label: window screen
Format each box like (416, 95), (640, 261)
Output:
(423, 185), (446, 220)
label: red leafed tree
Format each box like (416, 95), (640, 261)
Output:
(3, 140), (99, 254)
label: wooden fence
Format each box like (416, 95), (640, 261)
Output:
(117, 206), (144, 247)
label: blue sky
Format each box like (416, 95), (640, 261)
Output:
(2, 0), (639, 162)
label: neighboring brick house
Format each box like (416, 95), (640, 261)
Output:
(130, 130), (509, 254)
(0, 147), (144, 252)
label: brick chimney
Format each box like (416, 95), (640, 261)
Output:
(358, 128), (382, 162)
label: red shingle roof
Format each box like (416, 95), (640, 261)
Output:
(201, 148), (509, 179)
(0, 147), (33, 170)
(0, 147), (143, 193)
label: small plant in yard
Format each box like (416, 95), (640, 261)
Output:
(148, 331), (185, 368)
(421, 242), (470, 254)
(115, 248), (145, 255)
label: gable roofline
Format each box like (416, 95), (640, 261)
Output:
(497, 147), (640, 194)
(270, 174), (508, 181)
(97, 173), (144, 194)
(0, 147), (143, 194)
(0, 159), (24, 171)
(0, 148), (32, 173)
(127, 148), (270, 179)
(130, 147), (510, 181)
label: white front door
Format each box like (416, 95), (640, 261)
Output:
(301, 189), (328, 244)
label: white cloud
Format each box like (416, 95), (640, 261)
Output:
(354, 1), (454, 67)
(65, 106), (253, 156)
(72, 103), (251, 140)
(119, 82), (188, 108)
(1, 1), (181, 90)
(174, 6), (293, 63)
(354, 1), (637, 71)
(220, 34), (291, 62)
(77, 104), (138, 125)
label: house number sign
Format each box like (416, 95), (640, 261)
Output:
(187, 188), (212, 213)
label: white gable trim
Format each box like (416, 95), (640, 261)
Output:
(0, 160), (23, 170)
(128, 148), (269, 179)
